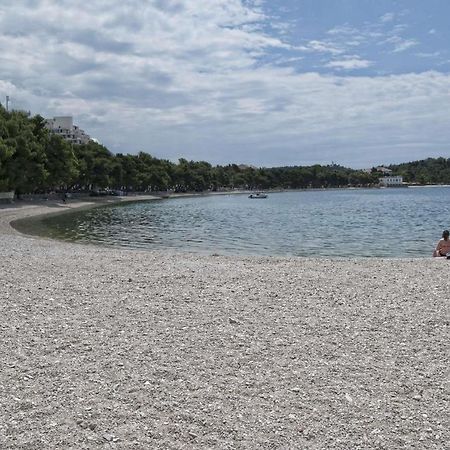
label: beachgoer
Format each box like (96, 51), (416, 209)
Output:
(433, 230), (450, 257)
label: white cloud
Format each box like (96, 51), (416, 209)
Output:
(0, 1), (448, 167)
(326, 17), (422, 58)
(387, 37), (419, 53)
(304, 40), (344, 55)
(327, 25), (359, 36)
(416, 51), (441, 58)
(325, 58), (373, 70)
(380, 12), (395, 23)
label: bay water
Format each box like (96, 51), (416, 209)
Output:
(35, 187), (450, 258)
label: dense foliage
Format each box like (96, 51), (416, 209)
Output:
(389, 158), (450, 185)
(1, 106), (448, 193)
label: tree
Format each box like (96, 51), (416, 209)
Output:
(2, 110), (47, 193)
(73, 141), (114, 189)
(1, 102), (449, 194)
(0, 139), (14, 191)
(43, 135), (79, 190)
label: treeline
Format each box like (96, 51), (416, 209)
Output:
(0, 106), (448, 193)
(389, 158), (450, 185)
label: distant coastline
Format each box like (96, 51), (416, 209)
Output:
(2, 106), (450, 198)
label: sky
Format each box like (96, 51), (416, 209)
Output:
(0, 0), (449, 168)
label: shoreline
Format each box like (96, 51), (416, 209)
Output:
(0, 194), (449, 448)
(1, 195), (162, 236)
(4, 182), (450, 237)
(2, 190), (443, 260)
(3, 190), (253, 238)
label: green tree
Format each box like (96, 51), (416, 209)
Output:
(44, 135), (79, 190)
(2, 110), (47, 193)
(74, 141), (114, 189)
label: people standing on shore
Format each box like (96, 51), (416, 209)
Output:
(433, 230), (450, 257)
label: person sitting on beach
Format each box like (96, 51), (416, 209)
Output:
(433, 230), (450, 257)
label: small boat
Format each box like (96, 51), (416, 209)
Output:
(248, 192), (268, 199)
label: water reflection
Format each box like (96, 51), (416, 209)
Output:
(39, 187), (450, 258)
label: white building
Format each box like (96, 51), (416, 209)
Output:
(45, 116), (91, 145)
(362, 166), (393, 175)
(376, 166), (393, 175)
(379, 176), (404, 187)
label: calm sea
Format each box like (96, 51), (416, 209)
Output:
(32, 187), (450, 258)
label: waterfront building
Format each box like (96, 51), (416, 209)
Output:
(379, 176), (404, 187)
(45, 116), (91, 145)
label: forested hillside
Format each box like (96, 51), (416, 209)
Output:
(389, 158), (450, 184)
(1, 106), (448, 193)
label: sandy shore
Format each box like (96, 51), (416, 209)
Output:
(0, 199), (448, 449)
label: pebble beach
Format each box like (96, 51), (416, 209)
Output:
(0, 199), (449, 449)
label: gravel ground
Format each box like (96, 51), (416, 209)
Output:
(0, 201), (449, 449)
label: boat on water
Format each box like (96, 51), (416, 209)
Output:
(248, 192), (268, 199)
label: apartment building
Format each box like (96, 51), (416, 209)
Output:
(45, 116), (91, 145)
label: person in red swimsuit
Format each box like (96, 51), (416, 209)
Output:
(433, 230), (450, 257)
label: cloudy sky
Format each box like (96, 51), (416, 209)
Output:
(1, 0), (449, 167)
